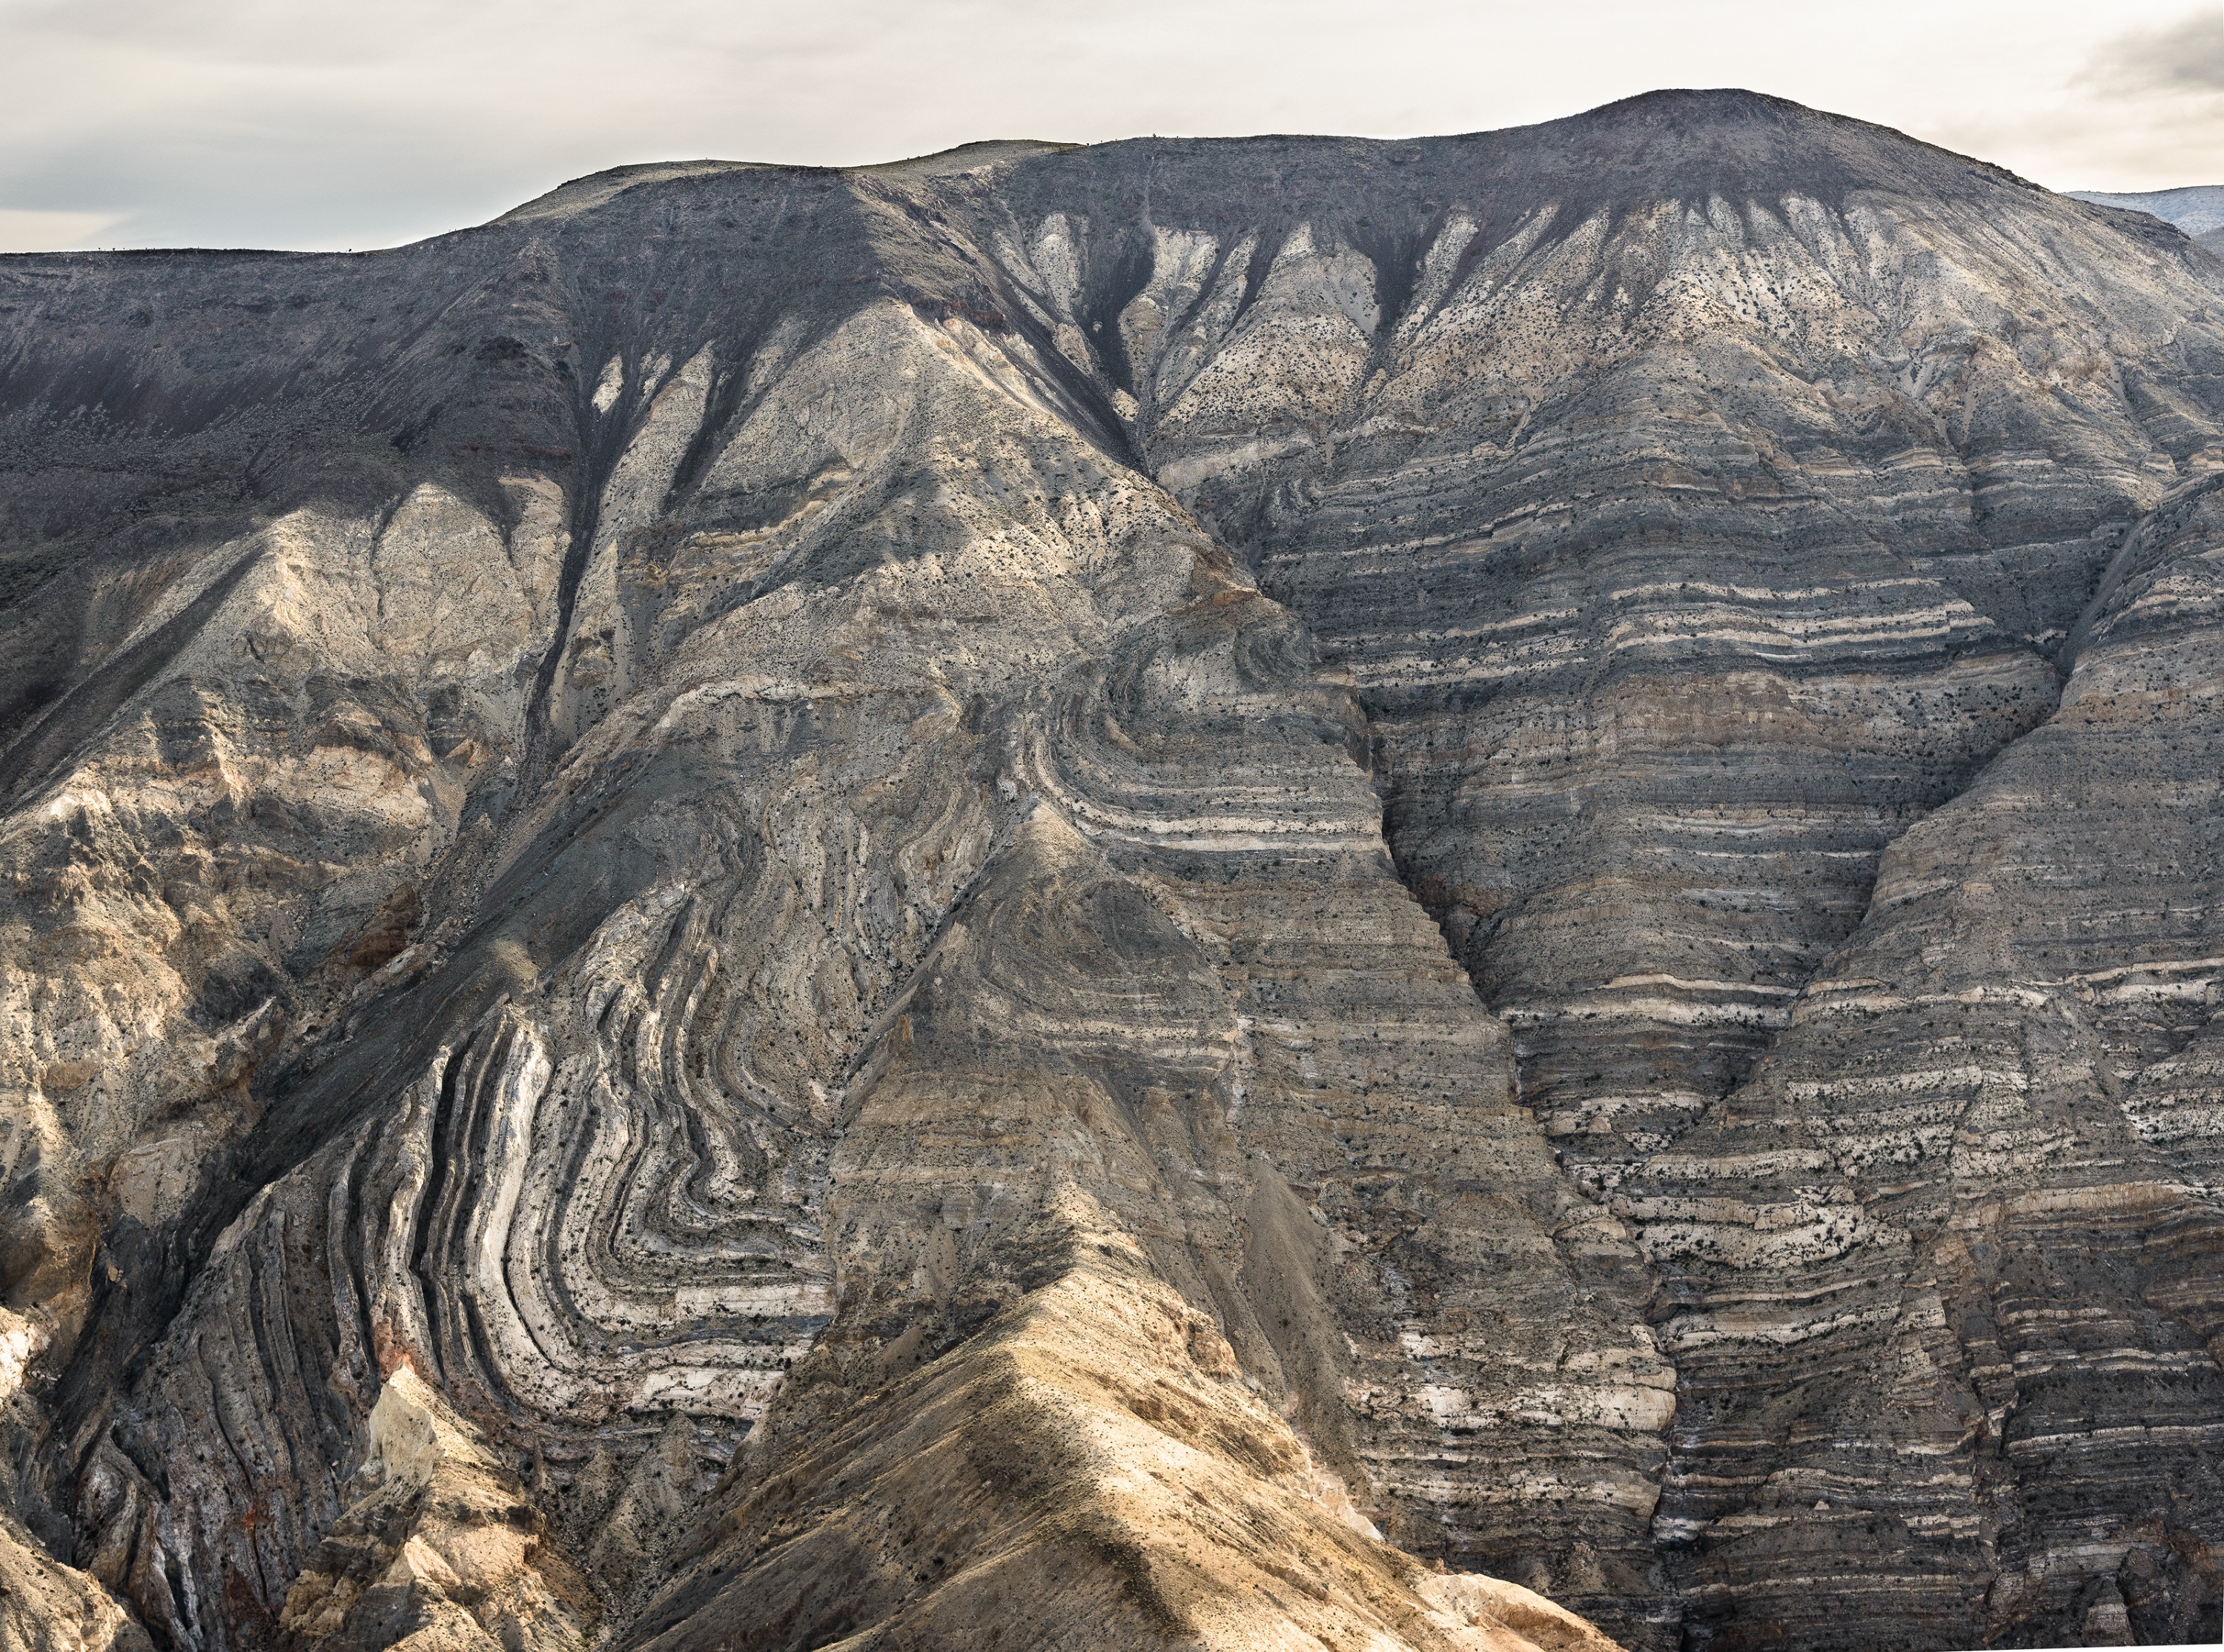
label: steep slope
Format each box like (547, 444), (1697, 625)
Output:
(1624, 472), (2224, 1651)
(0, 88), (2219, 1652)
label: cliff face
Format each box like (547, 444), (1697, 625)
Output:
(0, 89), (2220, 1652)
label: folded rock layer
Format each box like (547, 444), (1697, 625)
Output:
(0, 88), (2220, 1651)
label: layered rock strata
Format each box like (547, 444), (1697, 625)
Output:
(0, 88), (2219, 1652)
(1626, 474), (2224, 1651)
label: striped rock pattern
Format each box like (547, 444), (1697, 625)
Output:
(1626, 473), (2224, 1651)
(0, 87), (2220, 1652)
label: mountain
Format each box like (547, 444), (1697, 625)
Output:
(2068, 183), (2224, 237)
(1, 87), (2222, 1652)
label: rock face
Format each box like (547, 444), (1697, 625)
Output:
(0, 88), (2221, 1652)
(277, 1367), (596, 1652)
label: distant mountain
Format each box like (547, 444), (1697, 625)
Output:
(4, 87), (2224, 1652)
(2068, 182), (2224, 236)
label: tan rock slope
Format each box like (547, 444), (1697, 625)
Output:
(0, 88), (2219, 1651)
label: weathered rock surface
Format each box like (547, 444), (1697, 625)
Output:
(277, 1367), (595, 1652)
(0, 88), (2220, 1652)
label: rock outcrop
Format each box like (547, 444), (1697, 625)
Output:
(277, 1367), (595, 1652)
(0, 88), (2220, 1651)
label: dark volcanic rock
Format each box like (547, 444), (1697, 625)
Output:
(1, 88), (2220, 1652)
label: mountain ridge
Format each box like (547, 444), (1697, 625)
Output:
(2068, 183), (2224, 238)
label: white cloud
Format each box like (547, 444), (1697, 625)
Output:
(0, 208), (128, 252)
(2082, 5), (2224, 94)
(1929, 4), (2224, 193)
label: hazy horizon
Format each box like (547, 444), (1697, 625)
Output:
(0, 0), (2220, 255)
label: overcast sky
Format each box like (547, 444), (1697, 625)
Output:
(0, 0), (2220, 253)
